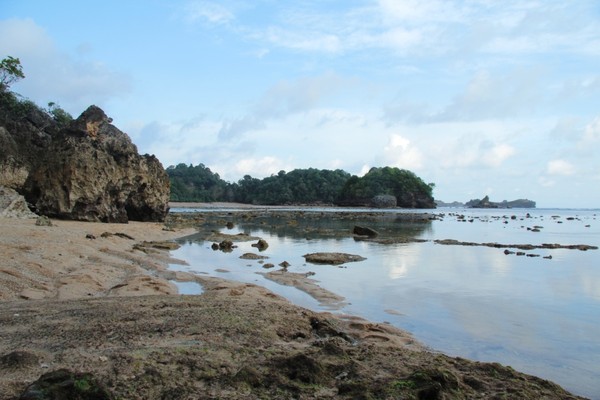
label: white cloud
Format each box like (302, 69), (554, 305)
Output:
(538, 176), (555, 187)
(265, 27), (342, 53)
(217, 72), (353, 139)
(546, 159), (576, 176)
(0, 18), (130, 113)
(377, 0), (462, 23)
(434, 69), (542, 121)
(256, 72), (348, 118)
(184, 1), (234, 25)
(483, 143), (516, 168)
(583, 117), (600, 142)
(383, 134), (423, 170)
(232, 156), (292, 179)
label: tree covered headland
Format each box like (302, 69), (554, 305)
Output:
(166, 164), (436, 208)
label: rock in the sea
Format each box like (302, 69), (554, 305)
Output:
(353, 225), (379, 237)
(240, 253), (269, 260)
(252, 239), (269, 251)
(19, 106), (169, 223)
(303, 252), (366, 265)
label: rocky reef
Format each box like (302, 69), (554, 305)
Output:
(0, 98), (169, 222)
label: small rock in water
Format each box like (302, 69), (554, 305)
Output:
(353, 225), (379, 237)
(252, 239), (269, 251)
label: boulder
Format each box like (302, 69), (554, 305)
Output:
(371, 194), (397, 208)
(353, 226), (379, 237)
(19, 369), (111, 400)
(22, 106), (169, 222)
(0, 186), (37, 218)
(252, 239), (269, 251)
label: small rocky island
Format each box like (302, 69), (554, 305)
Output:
(437, 195), (536, 208)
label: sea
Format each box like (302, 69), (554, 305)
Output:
(168, 207), (600, 399)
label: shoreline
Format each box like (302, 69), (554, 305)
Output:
(0, 215), (587, 399)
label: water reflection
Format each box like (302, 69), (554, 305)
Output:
(171, 208), (600, 399)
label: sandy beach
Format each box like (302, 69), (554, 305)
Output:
(0, 215), (586, 399)
(0, 217), (197, 301)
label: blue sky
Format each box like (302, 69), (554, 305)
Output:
(2, 1), (599, 207)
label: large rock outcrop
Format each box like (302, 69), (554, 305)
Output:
(23, 106), (169, 222)
(0, 96), (169, 222)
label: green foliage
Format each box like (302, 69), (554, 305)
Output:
(233, 168), (351, 205)
(0, 90), (40, 121)
(337, 166), (434, 207)
(0, 56), (25, 91)
(166, 163), (234, 202)
(47, 101), (73, 128)
(166, 164), (435, 208)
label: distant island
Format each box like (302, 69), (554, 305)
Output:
(436, 195), (536, 209)
(167, 164), (436, 209)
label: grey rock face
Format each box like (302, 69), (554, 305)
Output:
(0, 101), (169, 223)
(23, 106), (170, 222)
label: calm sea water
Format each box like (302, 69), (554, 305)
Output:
(169, 207), (600, 399)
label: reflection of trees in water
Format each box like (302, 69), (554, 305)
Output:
(190, 212), (433, 241)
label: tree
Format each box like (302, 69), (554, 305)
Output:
(47, 102), (73, 128)
(0, 56), (25, 91)
(336, 166), (435, 208)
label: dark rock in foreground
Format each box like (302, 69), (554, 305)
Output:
(20, 106), (170, 222)
(19, 368), (112, 400)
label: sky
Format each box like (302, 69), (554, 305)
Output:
(1, 1), (599, 208)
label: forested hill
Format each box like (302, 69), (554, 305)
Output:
(166, 164), (436, 208)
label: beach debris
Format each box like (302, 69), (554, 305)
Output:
(303, 252), (366, 265)
(85, 234), (96, 240)
(279, 261), (291, 268)
(262, 263), (275, 269)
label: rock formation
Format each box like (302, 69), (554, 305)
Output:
(0, 97), (170, 222)
(466, 196), (536, 209)
(371, 194), (397, 208)
(0, 186), (37, 218)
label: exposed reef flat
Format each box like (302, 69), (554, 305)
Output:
(0, 212), (587, 399)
